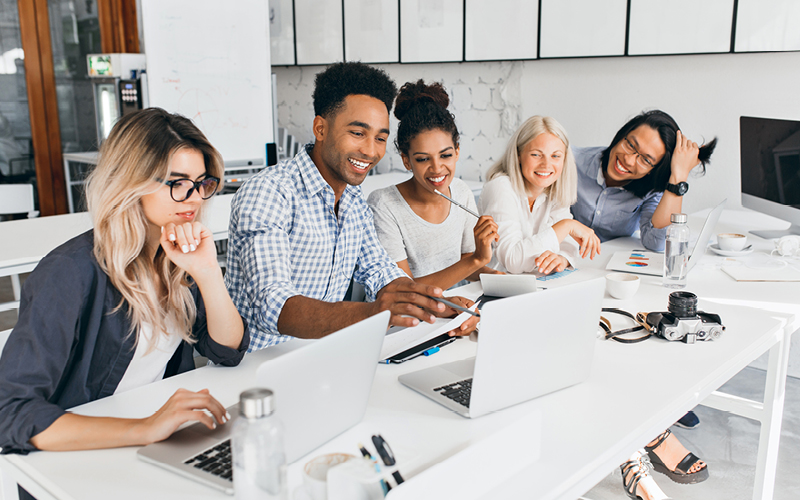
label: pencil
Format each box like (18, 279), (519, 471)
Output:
(434, 189), (480, 218)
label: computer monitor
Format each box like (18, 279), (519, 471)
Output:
(740, 116), (800, 239)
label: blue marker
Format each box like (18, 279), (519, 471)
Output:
(422, 347), (440, 356)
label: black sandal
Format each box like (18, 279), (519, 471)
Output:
(645, 429), (709, 484)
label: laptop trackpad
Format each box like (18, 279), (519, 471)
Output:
(440, 358), (476, 379)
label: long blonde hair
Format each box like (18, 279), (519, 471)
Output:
(85, 108), (224, 345)
(485, 115), (577, 207)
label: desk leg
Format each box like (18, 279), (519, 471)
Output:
(1, 466), (20, 500)
(752, 328), (791, 500)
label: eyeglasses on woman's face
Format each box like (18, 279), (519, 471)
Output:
(619, 136), (657, 170)
(157, 176), (220, 202)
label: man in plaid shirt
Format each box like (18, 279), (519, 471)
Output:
(226, 62), (477, 350)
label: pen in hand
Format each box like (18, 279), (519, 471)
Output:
(429, 296), (480, 318)
(434, 189), (480, 218)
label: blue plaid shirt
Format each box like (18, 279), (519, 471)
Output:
(225, 144), (406, 351)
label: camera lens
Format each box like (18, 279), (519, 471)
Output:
(668, 291), (697, 317)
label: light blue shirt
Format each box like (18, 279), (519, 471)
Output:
(571, 146), (666, 252)
(225, 144), (407, 351)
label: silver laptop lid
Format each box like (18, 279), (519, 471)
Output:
(255, 310), (390, 463)
(687, 198), (726, 272)
(479, 273), (538, 297)
(469, 278), (604, 418)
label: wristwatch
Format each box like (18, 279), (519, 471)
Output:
(666, 182), (689, 196)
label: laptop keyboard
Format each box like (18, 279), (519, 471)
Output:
(184, 439), (233, 481)
(434, 378), (472, 408)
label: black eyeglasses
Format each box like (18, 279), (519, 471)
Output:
(157, 176), (220, 202)
(620, 136), (656, 170)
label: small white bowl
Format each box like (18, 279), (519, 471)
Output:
(605, 273), (640, 300)
(717, 233), (748, 252)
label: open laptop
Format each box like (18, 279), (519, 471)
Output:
(605, 198), (727, 276)
(137, 310), (390, 494)
(399, 279), (604, 418)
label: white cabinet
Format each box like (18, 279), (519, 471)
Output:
(400, 0), (463, 63)
(295, 0), (344, 65)
(629, 0), (734, 56)
(735, 0), (800, 52)
(464, 0), (538, 61)
(344, 0), (399, 63)
(540, 0), (627, 58)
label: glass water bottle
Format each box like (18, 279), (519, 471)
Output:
(231, 388), (287, 500)
(663, 213), (690, 289)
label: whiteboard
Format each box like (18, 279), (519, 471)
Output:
(344, 0), (399, 63)
(735, 0), (800, 52)
(295, 0), (344, 65)
(270, 0), (295, 65)
(540, 0), (627, 58)
(400, 0), (463, 63)
(141, 0), (273, 165)
(465, 0), (538, 61)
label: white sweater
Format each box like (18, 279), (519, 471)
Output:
(479, 175), (578, 274)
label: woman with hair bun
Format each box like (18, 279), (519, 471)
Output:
(0, 108), (247, 462)
(367, 79), (499, 296)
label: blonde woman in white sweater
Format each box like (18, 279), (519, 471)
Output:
(479, 115), (600, 275)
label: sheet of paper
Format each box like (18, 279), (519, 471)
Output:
(605, 249), (664, 276)
(380, 310), (474, 361)
(721, 264), (800, 282)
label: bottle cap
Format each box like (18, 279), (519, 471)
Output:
(239, 388), (275, 418)
(670, 213), (687, 224)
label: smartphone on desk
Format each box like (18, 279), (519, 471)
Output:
(383, 334), (460, 364)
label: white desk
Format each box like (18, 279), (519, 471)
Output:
(0, 208), (796, 500)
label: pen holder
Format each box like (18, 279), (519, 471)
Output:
(327, 458), (391, 500)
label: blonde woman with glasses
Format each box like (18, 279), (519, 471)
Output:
(479, 115), (601, 276)
(0, 108), (247, 469)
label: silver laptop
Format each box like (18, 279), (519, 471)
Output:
(605, 198), (727, 276)
(479, 273), (538, 297)
(137, 311), (390, 494)
(399, 279), (604, 418)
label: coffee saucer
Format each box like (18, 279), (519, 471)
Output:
(709, 244), (754, 257)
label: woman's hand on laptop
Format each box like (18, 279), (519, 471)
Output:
(137, 388), (230, 444)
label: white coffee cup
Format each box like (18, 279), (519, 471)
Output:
(302, 453), (357, 500)
(717, 233), (747, 252)
(605, 273), (640, 300)
(327, 458), (386, 500)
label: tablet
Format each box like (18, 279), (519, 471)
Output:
(479, 273), (538, 298)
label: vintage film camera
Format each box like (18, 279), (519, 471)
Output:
(643, 291), (724, 344)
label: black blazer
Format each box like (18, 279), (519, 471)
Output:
(0, 230), (249, 454)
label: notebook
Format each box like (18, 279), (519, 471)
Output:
(398, 279), (604, 419)
(136, 311), (390, 494)
(605, 199), (726, 276)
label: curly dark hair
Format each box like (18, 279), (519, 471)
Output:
(393, 80), (459, 156)
(312, 62), (397, 119)
(601, 110), (717, 198)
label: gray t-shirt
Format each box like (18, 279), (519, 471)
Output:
(367, 178), (477, 280)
